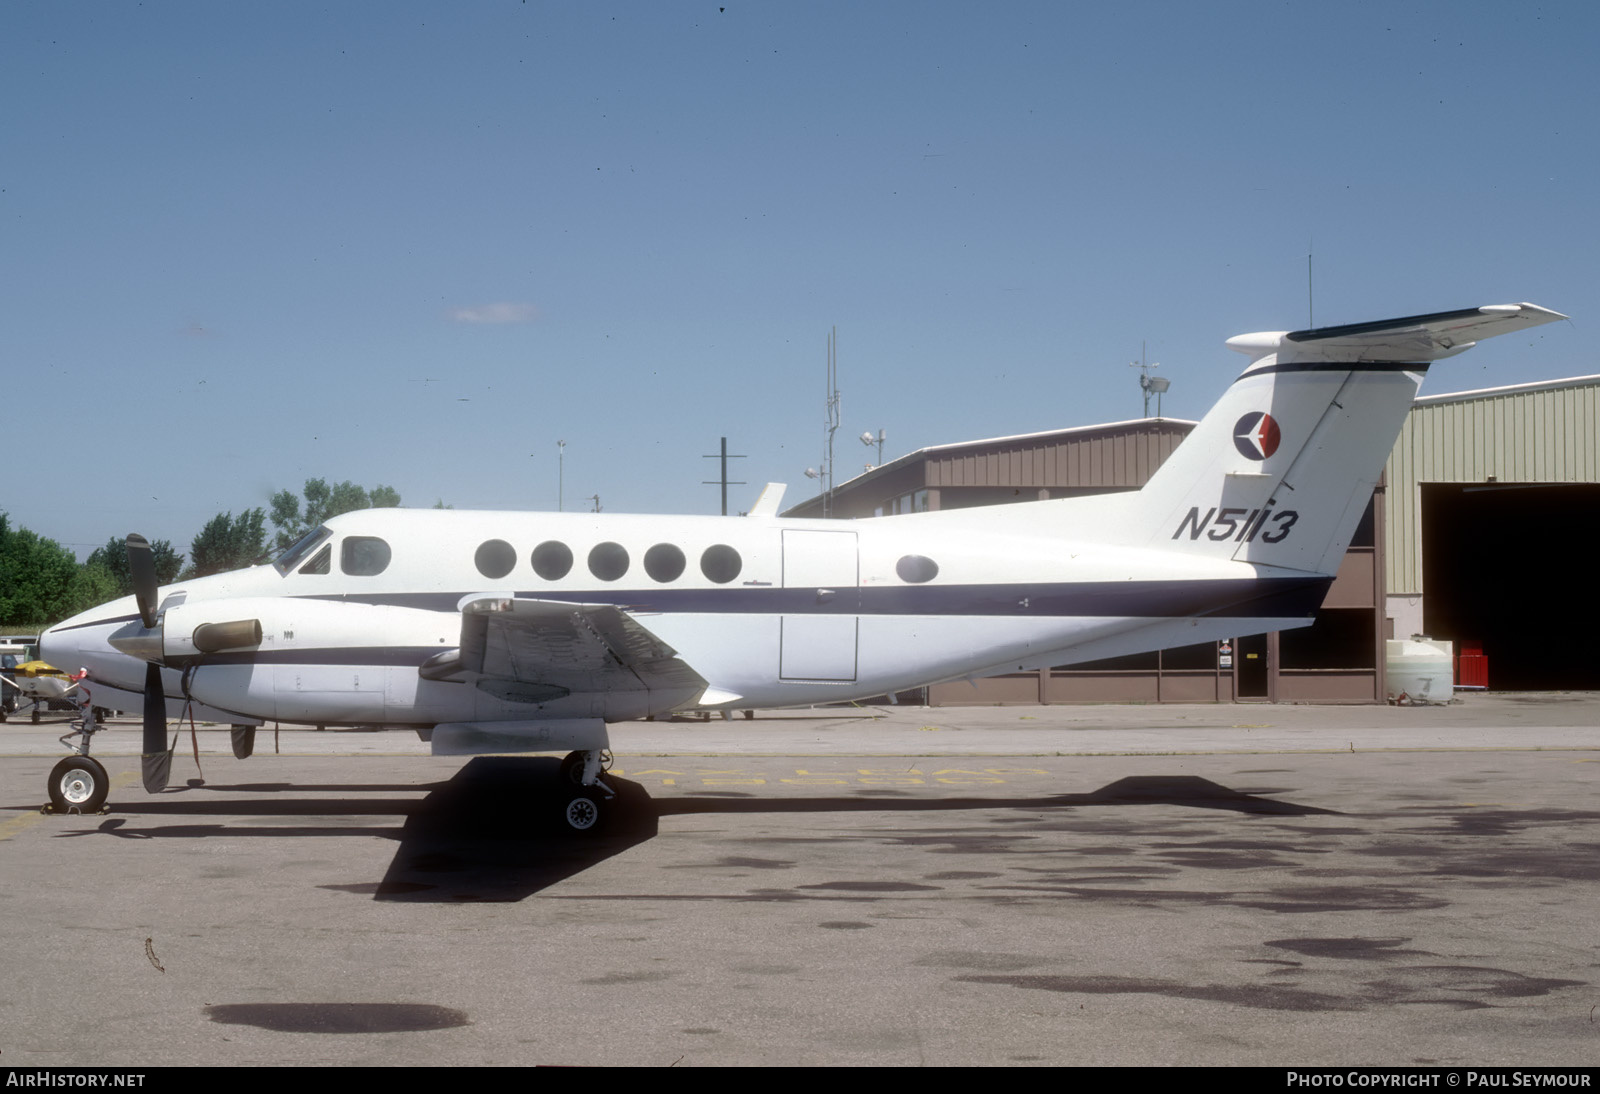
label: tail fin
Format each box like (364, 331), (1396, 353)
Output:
(1134, 303), (1565, 574)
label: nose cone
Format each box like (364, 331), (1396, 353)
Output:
(40, 594), (147, 691)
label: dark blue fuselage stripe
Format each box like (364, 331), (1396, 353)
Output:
(309, 577), (1331, 620)
(175, 647), (442, 669)
(52, 578), (1332, 642)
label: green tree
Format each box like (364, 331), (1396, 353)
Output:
(0, 513), (80, 627)
(84, 535), (184, 597)
(66, 561), (122, 617)
(185, 509), (269, 578)
(269, 478), (401, 550)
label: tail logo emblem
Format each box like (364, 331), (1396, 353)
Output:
(1233, 412), (1281, 460)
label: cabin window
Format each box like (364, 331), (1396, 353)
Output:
(531, 540), (573, 580)
(341, 536), (391, 576)
(299, 545), (331, 575)
(588, 542), (629, 582)
(274, 525), (332, 575)
(644, 543), (686, 583)
(475, 539), (517, 580)
(895, 555), (938, 583)
(700, 544), (742, 584)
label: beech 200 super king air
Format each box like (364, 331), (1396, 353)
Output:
(40, 302), (1565, 829)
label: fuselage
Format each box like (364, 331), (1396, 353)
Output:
(41, 505), (1325, 727)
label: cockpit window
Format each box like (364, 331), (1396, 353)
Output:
(341, 536), (391, 576)
(300, 545), (331, 575)
(274, 525), (333, 575)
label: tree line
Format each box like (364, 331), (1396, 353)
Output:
(0, 479), (401, 630)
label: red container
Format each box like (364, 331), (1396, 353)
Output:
(1455, 641), (1489, 689)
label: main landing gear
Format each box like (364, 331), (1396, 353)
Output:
(557, 749), (615, 834)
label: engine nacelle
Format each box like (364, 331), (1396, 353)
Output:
(159, 597), (459, 723)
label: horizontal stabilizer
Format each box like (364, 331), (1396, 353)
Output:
(1226, 303), (1567, 364)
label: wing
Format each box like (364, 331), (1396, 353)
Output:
(422, 596), (708, 710)
(1226, 303), (1567, 364)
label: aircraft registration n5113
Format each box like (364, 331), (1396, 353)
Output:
(40, 303), (1565, 830)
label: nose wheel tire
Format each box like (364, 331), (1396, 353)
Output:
(49, 756), (109, 814)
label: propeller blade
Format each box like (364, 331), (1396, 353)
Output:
(126, 534), (159, 630)
(141, 662), (171, 794)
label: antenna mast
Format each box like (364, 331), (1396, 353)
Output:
(823, 326), (840, 517)
(1308, 240), (1314, 328)
(1130, 342), (1169, 418)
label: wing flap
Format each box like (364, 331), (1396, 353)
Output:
(454, 596), (707, 703)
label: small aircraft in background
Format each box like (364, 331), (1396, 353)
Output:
(40, 303), (1566, 829)
(0, 639), (84, 724)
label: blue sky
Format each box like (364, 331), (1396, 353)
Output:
(4, 1), (1594, 559)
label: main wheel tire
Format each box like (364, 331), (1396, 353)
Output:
(558, 750), (586, 786)
(560, 791), (605, 834)
(49, 756), (109, 814)
(559, 749), (614, 786)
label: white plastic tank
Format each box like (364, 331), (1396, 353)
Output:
(1386, 636), (1454, 704)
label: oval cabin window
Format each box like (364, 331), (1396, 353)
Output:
(700, 544), (742, 584)
(475, 539), (517, 580)
(644, 543), (686, 583)
(588, 542), (630, 582)
(531, 540), (574, 580)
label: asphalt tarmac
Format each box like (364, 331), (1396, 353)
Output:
(2, 695), (1597, 1067)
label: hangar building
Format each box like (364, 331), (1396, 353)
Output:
(785, 373), (1599, 703)
(1383, 375), (1600, 690)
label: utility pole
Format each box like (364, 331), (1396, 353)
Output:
(702, 436), (747, 516)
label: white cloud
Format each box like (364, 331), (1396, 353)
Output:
(449, 302), (539, 324)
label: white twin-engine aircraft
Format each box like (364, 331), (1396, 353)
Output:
(41, 303), (1565, 829)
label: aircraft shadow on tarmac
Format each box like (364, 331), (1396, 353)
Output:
(50, 759), (1339, 903)
(380, 763), (1341, 903)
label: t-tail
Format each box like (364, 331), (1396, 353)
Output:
(1002, 303), (1566, 577)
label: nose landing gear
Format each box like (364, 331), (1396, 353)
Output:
(48, 755), (109, 814)
(45, 694), (112, 815)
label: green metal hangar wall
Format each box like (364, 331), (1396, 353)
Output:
(1384, 375), (1600, 690)
(783, 417), (1387, 704)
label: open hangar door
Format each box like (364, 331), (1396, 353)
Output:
(1421, 483), (1600, 689)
